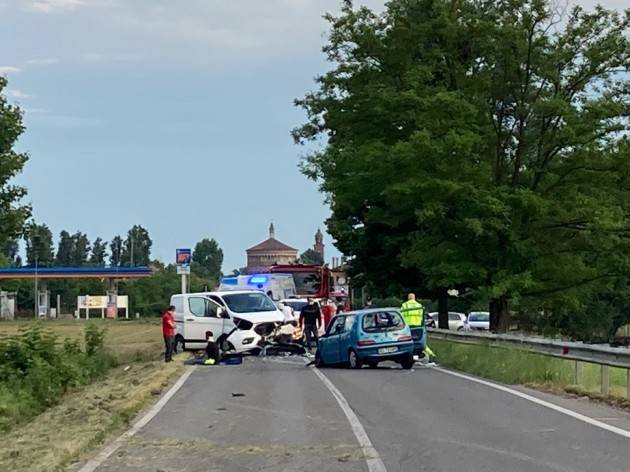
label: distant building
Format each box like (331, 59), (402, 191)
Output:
(246, 223), (298, 274)
(313, 228), (325, 261)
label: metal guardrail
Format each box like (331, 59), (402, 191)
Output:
(427, 328), (630, 397)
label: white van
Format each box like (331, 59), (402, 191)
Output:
(170, 290), (284, 354)
(218, 274), (297, 301)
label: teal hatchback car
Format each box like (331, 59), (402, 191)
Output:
(315, 308), (415, 369)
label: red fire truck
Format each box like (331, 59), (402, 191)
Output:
(269, 264), (348, 304)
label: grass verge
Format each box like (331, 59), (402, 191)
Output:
(0, 319), (187, 472)
(430, 338), (630, 403)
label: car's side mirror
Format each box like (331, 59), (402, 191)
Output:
(218, 308), (230, 319)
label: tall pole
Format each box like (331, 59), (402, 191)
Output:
(130, 237), (135, 267)
(34, 256), (38, 318)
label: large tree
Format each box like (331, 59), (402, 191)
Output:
(300, 249), (324, 266)
(294, 0), (630, 333)
(110, 236), (123, 267)
(192, 238), (224, 281)
(121, 225), (152, 266)
(25, 223), (54, 267)
(2, 238), (21, 267)
(70, 231), (90, 266)
(90, 237), (108, 265)
(0, 76), (31, 253)
(56, 230), (74, 266)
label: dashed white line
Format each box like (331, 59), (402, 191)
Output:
(434, 367), (630, 439)
(311, 367), (388, 472)
(78, 366), (196, 472)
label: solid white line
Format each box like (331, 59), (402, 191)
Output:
(434, 367), (630, 439)
(311, 367), (388, 472)
(78, 366), (196, 472)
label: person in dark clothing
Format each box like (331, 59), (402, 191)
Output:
(299, 298), (321, 351)
(161, 305), (176, 362)
(204, 330), (220, 365)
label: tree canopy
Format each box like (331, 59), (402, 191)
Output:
(294, 0), (630, 335)
(300, 249), (325, 266)
(0, 76), (31, 253)
(192, 238), (224, 282)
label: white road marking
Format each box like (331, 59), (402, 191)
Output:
(434, 367), (630, 439)
(77, 366), (196, 472)
(311, 367), (388, 472)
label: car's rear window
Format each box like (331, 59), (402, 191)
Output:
(469, 313), (489, 322)
(362, 311), (404, 332)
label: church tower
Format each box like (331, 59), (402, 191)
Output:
(314, 228), (325, 261)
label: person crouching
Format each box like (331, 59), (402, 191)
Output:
(204, 330), (220, 365)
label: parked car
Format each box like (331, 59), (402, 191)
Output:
(427, 311), (467, 330)
(467, 311), (490, 330)
(315, 308), (415, 369)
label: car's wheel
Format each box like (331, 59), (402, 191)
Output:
(219, 337), (235, 353)
(368, 361), (378, 369)
(348, 349), (362, 369)
(400, 353), (414, 370)
(175, 335), (185, 352)
(315, 350), (325, 368)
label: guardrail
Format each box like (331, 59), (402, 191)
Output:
(427, 328), (630, 398)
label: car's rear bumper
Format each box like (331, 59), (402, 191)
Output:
(357, 342), (414, 361)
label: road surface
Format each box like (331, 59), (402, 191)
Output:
(88, 357), (630, 472)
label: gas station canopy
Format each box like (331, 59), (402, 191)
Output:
(0, 267), (152, 280)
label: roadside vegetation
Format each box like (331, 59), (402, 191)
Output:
(0, 320), (185, 472)
(0, 323), (112, 432)
(431, 339), (630, 403)
(295, 0), (630, 340)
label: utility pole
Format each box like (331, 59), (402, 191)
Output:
(130, 236), (135, 267)
(34, 256), (38, 318)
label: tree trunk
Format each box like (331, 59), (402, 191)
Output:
(489, 296), (510, 332)
(437, 288), (449, 330)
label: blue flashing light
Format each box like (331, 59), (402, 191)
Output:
(248, 275), (268, 285)
(221, 277), (239, 286)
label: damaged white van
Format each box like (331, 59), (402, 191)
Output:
(170, 290), (285, 354)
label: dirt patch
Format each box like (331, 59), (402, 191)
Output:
(526, 382), (630, 412)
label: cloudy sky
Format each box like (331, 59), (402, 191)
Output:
(0, 0), (625, 271)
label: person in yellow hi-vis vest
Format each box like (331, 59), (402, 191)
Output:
(400, 293), (427, 359)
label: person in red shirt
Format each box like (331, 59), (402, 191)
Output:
(162, 305), (176, 362)
(321, 300), (333, 332)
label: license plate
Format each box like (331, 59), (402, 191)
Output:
(378, 346), (398, 354)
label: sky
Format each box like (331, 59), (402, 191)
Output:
(0, 0), (626, 271)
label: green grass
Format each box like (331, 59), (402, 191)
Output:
(430, 338), (630, 398)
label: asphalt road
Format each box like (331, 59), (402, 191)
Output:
(90, 358), (630, 472)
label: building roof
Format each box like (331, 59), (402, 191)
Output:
(247, 238), (297, 253)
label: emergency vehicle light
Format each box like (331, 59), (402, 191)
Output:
(248, 275), (268, 285)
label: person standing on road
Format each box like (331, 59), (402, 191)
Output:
(299, 298), (321, 351)
(401, 293), (424, 356)
(321, 299), (333, 332)
(162, 305), (176, 363)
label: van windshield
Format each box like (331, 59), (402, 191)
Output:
(222, 293), (277, 314)
(362, 311), (404, 332)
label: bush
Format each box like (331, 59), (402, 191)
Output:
(0, 324), (113, 432)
